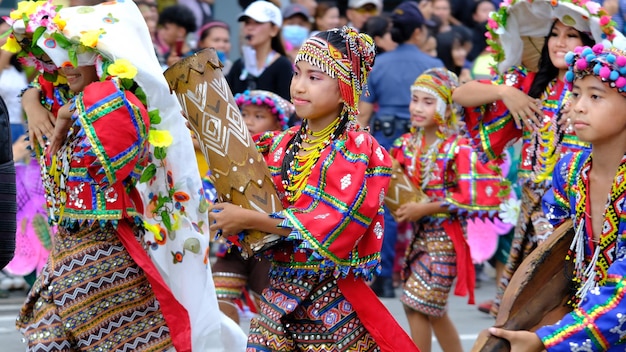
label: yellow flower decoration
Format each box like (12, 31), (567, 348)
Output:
(107, 59), (138, 79)
(1, 35), (22, 54)
(79, 29), (104, 48)
(148, 130), (173, 147)
(52, 13), (66, 31)
(9, 0), (45, 20)
(143, 220), (161, 237)
(53, 73), (68, 86)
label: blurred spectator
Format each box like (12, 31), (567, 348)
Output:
(346, 0), (382, 31)
(436, 29), (471, 82)
(467, 0), (495, 61)
(360, 15), (397, 55)
(227, 1), (293, 100)
(357, 1), (443, 299)
(0, 18), (28, 143)
(433, 0), (453, 32)
(313, 1), (340, 34)
(421, 28), (438, 56)
(290, 0), (318, 16)
(157, 4), (198, 67)
(238, 0), (283, 9)
(197, 21), (233, 75)
(282, 4), (313, 61)
(178, 0), (214, 32)
(134, 0), (165, 67)
(417, 0), (435, 21)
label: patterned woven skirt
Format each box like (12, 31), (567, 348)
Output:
(17, 222), (173, 352)
(491, 182), (553, 316)
(401, 221), (457, 318)
(247, 274), (379, 351)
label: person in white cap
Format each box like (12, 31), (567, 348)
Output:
(226, 0), (293, 100)
(346, 0), (382, 31)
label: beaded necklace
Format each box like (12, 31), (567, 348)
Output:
(281, 116), (347, 203)
(408, 129), (442, 190)
(566, 153), (623, 307)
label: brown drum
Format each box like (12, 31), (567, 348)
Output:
(471, 219), (574, 352)
(163, 48), (283, 258)
(384, 157), (427, 219)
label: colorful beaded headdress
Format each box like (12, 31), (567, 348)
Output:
(294, 26), (376, 122)
(564, 43), (626, 95)
(234, 90), (294, 131)
(485, 0), (621, 75)
(411, 68), (462, 137)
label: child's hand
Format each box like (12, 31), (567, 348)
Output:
(501, 86), (542, 129)
(209, 202), (253, 238)
(26, 104), (56, 150)
(47, 104), (74, 155)
(12, 135), (30, 162)
(488, 328), (544, 352)
(396, 201), (428, 223)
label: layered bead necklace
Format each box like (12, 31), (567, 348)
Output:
(282, 116), (346, 203)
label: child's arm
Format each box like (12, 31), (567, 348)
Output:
(395, 200), (446, 223)
(452, 80), (542, 128)
(23, 87), (56, 149)
(209, 202), (291, 238)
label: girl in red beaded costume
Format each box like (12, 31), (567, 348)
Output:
(210, 27), (418, 351)
(391, 68), (507, 352)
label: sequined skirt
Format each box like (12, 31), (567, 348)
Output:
(401, 221), (457, 318)
(247, 274), (379, 352)
(16, 223), (172, 352)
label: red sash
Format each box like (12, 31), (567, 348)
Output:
(337, 273), (420, 352)
(443, 220), (476, 304)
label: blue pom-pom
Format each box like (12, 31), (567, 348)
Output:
(582, 47), (594, 57)
(565, 52), (575, 64)
(593, 63), (602, 75)
(564, 70), (575, 82)
(610, 70), (619, 81)
(619, 66), (626, 75)
(607, 54), (617, 64)
(586, 53), (596, 62)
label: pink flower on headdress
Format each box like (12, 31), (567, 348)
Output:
(18, 52), (57, 73)
(599, 15), (611, 26)
(585, 1), (600, 15)
(487, 18), (499, 29)
(26, 0), (58, 33)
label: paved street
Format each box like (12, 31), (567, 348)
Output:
(0, 272), (498, 351)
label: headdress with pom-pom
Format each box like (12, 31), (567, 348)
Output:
(411, 68), (463, 138)
(564, 43), (626, 95)
(234, 90), (295, 131)
(294, 26), (376, 123)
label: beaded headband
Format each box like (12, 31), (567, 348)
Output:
(564, 43), (626, 95)
(234, 89), (294, 131)
(294, 26), (376, 120)
(411, 68), (461, 136)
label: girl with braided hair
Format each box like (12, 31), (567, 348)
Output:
(209, 27), (418, 351)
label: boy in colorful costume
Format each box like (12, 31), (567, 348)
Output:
(452, 0), (623, 316)
(490, 41), (626, 352)
(3, 1), (246, 351)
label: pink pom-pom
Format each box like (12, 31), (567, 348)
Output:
(592, 43), (604, 54)
(576, 59), (588, 70)
(617, 56), (626, 67)
(574, 46), (584, 54)
(616, 77), (626, 88)
(599, 66), (611, 79)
